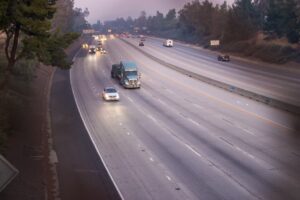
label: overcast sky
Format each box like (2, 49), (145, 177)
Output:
(74, 0), (234, 23)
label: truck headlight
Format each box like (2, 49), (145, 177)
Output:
(125, 80), (129, 85)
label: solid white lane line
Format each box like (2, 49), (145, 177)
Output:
(147, 114), (157, 122)
(187, 118), (200, 127)
(157, 99), (167, 105)
(166, 175), (172, 181)
(70, 65), (125, 200)
(184, 144), (203, 159)
(242, 129), (255, 136)
(127, 96), (134, 103)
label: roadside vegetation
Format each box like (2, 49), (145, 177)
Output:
(93, 0), (300, 64)
(0, 0), (88, 152)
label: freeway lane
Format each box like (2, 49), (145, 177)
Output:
(70, 37), (300, 200)
(124, 37), (300, 107)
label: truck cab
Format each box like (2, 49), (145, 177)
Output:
(88, 45), (97, 54)
(111, 61), (141, 88)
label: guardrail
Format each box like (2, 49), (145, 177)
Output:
(120, 38), (300, 115)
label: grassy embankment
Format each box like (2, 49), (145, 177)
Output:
(0, 35), (37, 152)
(218, 34), (300, 64)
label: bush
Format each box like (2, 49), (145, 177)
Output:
(0, 56), (33, 152)
(0, 88), (25, 152)
(253, 44), (300, 63)
(0, 113), (8, 153)
(220, 41), (300, 64)
(222, 41), (250, 53)
(287, 30), (300, 43)
(13, 58), (37, 81)
(0, 93), (11, 153)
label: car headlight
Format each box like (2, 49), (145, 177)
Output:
(125, 80), (129, 85)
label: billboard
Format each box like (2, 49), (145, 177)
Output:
(82, 29), (95, 34)
(210, 40), (220, 46)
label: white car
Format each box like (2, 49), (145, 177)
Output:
(102, 87), (120, 101)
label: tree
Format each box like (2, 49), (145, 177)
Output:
(92, 20), (103, 31)
(0, 0), (56, 89)
(179, 1), (201, 36)
(223, 0), (260, 42)
(179, 0), (215, 38)
(164, 9), (178, 30)
(0, 0), (79, 90)
(0, 1), (8, 31)
(72, 7), (90, 32)
(126, 16), (134, 27)
(135, 11), (147, 29)
(211, 1), (229, 39)
(264, 0), (300, 43)
(254, 0), (270, 29)
(166, 9), (176, 22)
(147, 11), (164, 31)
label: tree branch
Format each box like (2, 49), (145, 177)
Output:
(4, 29), (13, 62)
(9, 23), (20, 67)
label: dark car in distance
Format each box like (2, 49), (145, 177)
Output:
(218, 54), (230, 62)
(139, 41), (144, 46)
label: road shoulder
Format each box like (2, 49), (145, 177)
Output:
(50, 67), (121, 200)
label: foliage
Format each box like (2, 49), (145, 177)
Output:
(93, 0), (299, 47)
(0, 0), (55, 90)
(0, 0), (82, 90)
(222, 41), (300, 63)
(71, 7), (90, 32)
(264, 0), (300, 43)
(0, 0), (82, 150)
(223, 0), (260, 42)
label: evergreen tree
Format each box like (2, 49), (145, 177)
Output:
(0, 0), (79, 90)
(164, 9), (178, 30)
(224, 0), (260, 42)
(265, 0), (300, 43)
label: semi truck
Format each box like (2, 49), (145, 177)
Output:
(111, 61), (141, 88)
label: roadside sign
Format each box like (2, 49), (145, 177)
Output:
(82, 29), (95, 34)
(210, 40), (220, 46)
(0, 155), (19, 192)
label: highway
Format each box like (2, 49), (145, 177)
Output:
(70, 36), (300, 200)
(125, 37), (300, 107)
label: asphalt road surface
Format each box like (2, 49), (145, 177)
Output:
(126, 37), (300, 107)
(69, 36), (300, 200)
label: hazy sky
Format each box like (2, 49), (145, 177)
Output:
(74, 0), (234, 23)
